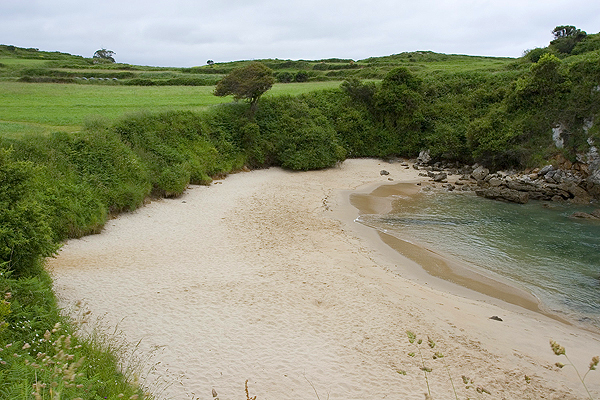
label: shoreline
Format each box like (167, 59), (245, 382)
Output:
(344, 179), (577, 327)
(48, 158), (600, 400)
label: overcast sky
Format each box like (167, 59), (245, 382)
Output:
(1, 0), (599, 67)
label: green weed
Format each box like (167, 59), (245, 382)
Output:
(0, 269), (153, 399)
(550, 340), (598, 400)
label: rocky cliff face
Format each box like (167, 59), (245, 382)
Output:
(585, 136), (600, 198)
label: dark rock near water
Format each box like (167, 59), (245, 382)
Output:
(570, 212), (600, 220)
(417, 150), (432, 165)
(380, 170), (390, 176)
(471, 166), (490, 181)
(475, 188), (530, 204)
(413, 147), (599, 203)
(432, 172), (447, 182)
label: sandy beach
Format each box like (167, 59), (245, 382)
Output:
(47, 158), (600, 400)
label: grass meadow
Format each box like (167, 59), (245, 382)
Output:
(0, 81), (343, 136)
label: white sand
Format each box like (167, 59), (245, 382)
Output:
(47, 159), (600, 400)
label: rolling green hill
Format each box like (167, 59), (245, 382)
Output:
(1, 44), (519, 85)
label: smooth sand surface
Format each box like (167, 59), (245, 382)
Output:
(47, 159), (600, 400)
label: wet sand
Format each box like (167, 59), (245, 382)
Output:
(349, 182), (573, 324)
(47, 159), (600, 400)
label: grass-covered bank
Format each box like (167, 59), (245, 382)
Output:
(0, 268), (150, 399)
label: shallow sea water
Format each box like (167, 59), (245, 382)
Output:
(357, 190), (600, 330)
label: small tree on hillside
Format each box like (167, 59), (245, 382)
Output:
(550, 25), (587, 54)
(214, 62), (275, 113)
(93, 48), (116, 63)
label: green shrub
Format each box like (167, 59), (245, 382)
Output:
(114, 110), (239, 195)
(123, 78), (155, 86)
(276, 71), (294, 83)
(18, 76), (76, 84)
(0, 149), (58, 276)
(6, 134), (108, 240)
(256, 96), (346, 170)
(523, 47), (551, 63)
(466, 105), (522, 168)
(571, 33), (600, 55)
(3, 123), (151, 240)
(294, 70), (309, 82)
(300, 88), (386, 157)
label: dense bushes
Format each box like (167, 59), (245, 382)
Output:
(6, 126), (150, 242)
(0, 149), (57, 277)
(290, 51), (600, 170)
(114, 111), (243, 196)
(123, 76), (220, 86)
(255, 96), (346, 170)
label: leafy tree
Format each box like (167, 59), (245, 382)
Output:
(374, 68), (423, 127)
(512, 53), (570, 109)
(552, 25), (585, 40)
(93, 48), (116, 63)
(550, 25), (587, 54)
(214, 62), (275, 113)
(341, 78), (376, 107)
(372, 67), (425, 155)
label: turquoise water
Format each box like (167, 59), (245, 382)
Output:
(357, 190), (600, 330)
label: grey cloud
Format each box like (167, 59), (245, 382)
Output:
(1, 0), (599, 66)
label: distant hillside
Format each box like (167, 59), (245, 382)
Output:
(3, 27), (600, 87)
(0, 44), (519, 86)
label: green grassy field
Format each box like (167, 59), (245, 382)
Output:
(0, 81), (343, 135)
(0, 44), (521, 137)
(0, 58), (49, 66)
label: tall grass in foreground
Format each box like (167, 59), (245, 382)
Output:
(0, 266), (153, 399)
(403, 331), (599, 400)
(550, 340), (599, 400)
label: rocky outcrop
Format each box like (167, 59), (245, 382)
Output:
(432, 172), (447, 182)
(585, 137), (600, 198)
(417, 150), (432, 165)
(413, 152), (598, 204)
(473, 168), (592, 204)
(475, 187), (529, 204)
